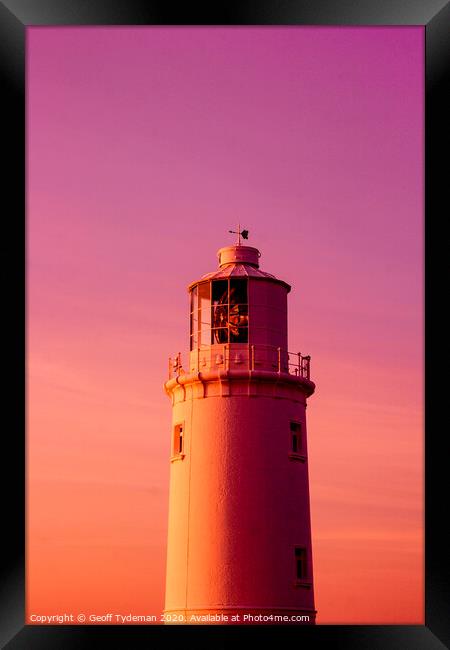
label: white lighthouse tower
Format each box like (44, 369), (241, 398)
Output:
(163, 231), (316, 624)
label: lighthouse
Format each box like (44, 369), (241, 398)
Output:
(163, 231), (316, 624)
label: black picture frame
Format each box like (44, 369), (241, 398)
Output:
(1, 1), (448, 648)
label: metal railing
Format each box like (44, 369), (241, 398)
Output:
(168, 344), (311, 381)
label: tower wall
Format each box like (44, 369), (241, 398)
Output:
(164, 373), (316, 623)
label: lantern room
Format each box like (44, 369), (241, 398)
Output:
(186, 244), (294, 375)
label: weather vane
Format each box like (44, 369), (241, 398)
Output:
(228, 224), (249, 246)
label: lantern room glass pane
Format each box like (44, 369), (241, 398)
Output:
(229, 279), (247, 305)
(229, 302), (248, 338)
(198, 282), (211, 327)
(212, 280), (228, 305)
(212, 280), (228, 334)
(229, 280), (248, 342)
(211, 327), (228, 344)
(212, 304), (228, 329)
(200, 326), (210, 347)
(190, 286), (200, 349)
(230, 326), (248, 343)
(190, 285), (198, 313)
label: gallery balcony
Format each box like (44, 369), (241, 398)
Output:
(168, 344), (311, 381)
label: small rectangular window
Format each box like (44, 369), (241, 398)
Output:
(295, 547), (307, 580)
(173, 424), (184, 455)
(290, 421), (301, 453)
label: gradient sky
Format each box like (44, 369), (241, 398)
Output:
(27, 26), (424, 624)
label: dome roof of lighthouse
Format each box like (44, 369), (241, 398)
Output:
(187, 245), (291, 292)
(200, 263), (278, 282)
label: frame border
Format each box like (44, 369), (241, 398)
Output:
(1, 1), (448, 647)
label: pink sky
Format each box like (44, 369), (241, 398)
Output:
(27, 26), (423, 624)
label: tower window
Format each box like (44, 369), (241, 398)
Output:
(295, 547), (307, 580)
(290, 421), (301, 453)
(173, 423), (184, 456)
